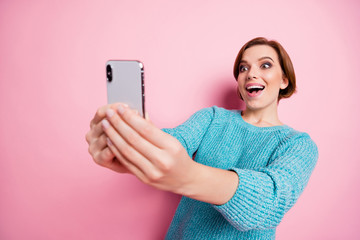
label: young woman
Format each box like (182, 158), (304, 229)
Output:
(86, 37), (318, 239)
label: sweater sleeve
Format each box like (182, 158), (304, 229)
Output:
(162, 107), (215, 158)
(213, 133), (318, 231)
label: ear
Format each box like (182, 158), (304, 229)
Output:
(280, 76), (289, 90)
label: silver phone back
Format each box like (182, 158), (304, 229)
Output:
(106, 60), (144, 116)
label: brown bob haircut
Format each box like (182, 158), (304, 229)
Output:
(233, 37), (296, 100)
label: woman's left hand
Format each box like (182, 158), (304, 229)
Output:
(101, 104), (198, 195)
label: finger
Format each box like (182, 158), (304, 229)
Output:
(88, 133), (107, 155)
(106, 138), (149, 180)
(86, 122), (105, 144)
(90, 103), (127, 127)
(92, 121), (106, 139)
(102, 118), (156, 177)
(145, 112), (153, 123)
(92, 146), (114, 165)
(117, 105), (176, 149)
(91, 104), (111, 127)
(93, 146), (128, 173)
(105, 108), (162, 162)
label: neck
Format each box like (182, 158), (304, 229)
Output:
(241, 104), (283, 127)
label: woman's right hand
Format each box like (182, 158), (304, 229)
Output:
(85, 104), (130, 173)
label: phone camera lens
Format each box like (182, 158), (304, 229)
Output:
(106, 64), (112, 82)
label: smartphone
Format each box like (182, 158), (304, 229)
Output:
(106, 60), (145, 117)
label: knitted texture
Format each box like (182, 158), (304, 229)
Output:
(162, 106), (318, 240)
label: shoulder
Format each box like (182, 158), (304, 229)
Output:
(199, 105), (240, 121)
(277, 127), (318, 159)
(161, 106), (233, 135)
(184, 106), (238, 124)
(283, 128), (316, 145)
(191, 105), (233, 116)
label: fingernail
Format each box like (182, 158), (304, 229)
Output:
(106, 137), (113, 146)
(117, 105), (125, 114)
(106, 109), (114, 118)
(145, 112), (150, 120)
(102, 119), (110, 129)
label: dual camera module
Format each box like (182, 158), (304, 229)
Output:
(106, 64), (112, 82)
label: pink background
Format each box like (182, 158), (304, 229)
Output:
(1, 0), (359, 239)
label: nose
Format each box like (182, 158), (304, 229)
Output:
(247, 73), (257, 80)
(247, 67), (258, 80)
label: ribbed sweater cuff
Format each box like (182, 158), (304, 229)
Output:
(213, 168), (278, 231)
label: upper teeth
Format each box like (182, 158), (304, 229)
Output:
(246, 85), (264, 90)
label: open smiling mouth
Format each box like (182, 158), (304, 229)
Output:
(246, 84), (265, 97)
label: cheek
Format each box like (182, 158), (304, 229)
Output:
(237, 82), (246, 94)
(237, 76), (245, 88)
(264, 71), (283, 87)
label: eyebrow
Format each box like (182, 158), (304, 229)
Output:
(240, 56), (275, 63)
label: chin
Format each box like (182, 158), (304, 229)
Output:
(244, 102), (263, 111)
(244, 98), (277, 112)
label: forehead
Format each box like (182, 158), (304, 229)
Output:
(242, 45), (279, 62)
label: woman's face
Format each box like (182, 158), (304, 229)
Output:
(237, 45), (288, 112)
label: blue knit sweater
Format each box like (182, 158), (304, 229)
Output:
(162, 106), (318, 240)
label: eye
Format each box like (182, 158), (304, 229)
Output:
(239, 65), (248, 72)
(261, 62), (272, 69)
